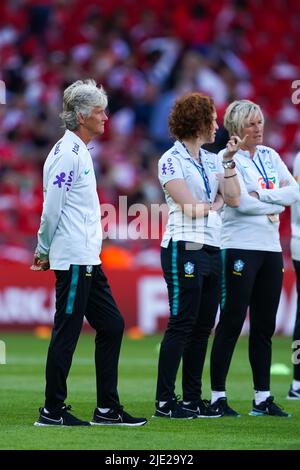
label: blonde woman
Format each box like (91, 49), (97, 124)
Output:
(210, 99), (299, 417)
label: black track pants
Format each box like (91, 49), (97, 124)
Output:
(292, 260), (300, 380)
(210, 249), (283, 392)
(45, 264), (124, 411)
(156, 240), (221, 402)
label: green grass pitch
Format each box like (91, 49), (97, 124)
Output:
(0, 333), (299, 450)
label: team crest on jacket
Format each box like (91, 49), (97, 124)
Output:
(184, 262), (195, 277)
(86, 265), (93, 276)
(233, 259), (244, 273)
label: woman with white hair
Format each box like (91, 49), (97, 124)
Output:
(209, 99), (300, 418)
(32, 79), (147, 427)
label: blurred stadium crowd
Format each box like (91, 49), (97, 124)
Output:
(1, 0), (300, 267)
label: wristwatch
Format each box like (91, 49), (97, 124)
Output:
(34, 250), (49, 260)
(222, 160), (236, 169)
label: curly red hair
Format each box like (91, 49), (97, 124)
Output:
(169, 92), (215, 140)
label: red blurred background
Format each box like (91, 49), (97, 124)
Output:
(1, 0), (299, 332)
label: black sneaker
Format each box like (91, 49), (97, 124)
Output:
(153, 397), (197, 419)
(210, 397), (241, 417)
(249, 396), (291, 417)
(182, 399), (222, 418)
(90, 406), (147, 426)
(287, 386), (300, 400)
(34, 405), (90, 426)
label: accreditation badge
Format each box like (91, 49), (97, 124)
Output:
(267, 214), (279, 224)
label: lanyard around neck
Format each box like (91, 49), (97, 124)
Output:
(181, 142), (212, 202)
(252, 153), (270, 189)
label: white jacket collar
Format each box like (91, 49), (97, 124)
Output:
(174, 140), (193, 160)
(237, 146), (264, 159)
(65, 129), (88, 149)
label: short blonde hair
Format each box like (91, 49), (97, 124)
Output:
(224, 99), (264, 137)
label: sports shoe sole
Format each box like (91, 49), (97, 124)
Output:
(90, 420), (147, 426)
(220, 414), (241, 418)
(151, 415), (195, 419)
(249, 410), (266, 416)
(249, 411), (292, 417)
(286, 395), (300, 400)
(196, 414), (222, 418)
(34, 421), (65, 427)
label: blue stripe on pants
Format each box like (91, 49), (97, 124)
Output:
(171, 241), (179, 316)
(220, 249), (227, 310)
(66, 265), (79, 314)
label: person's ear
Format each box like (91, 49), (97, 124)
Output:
(78, 114), (85, 125)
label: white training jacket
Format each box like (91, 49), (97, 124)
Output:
(158, 140), (223, 248)
(37, 130), (102, 270)
(291, 151), (300, 261)
(220, 145), (300, 252)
